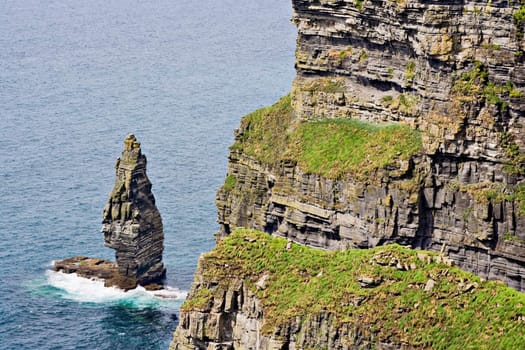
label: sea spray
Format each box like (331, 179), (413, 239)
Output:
(44, 270), (187, 309)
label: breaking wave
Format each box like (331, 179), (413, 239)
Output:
(42, 270), (187, 309)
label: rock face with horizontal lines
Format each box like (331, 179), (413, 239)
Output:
(170, 257), (398, 350)
(101, 134), (166, 288)
(171, 0), (525, 348)
(215, 0), (525, 290)
(55, 134), (165, 290)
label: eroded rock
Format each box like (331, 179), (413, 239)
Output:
(101, 134), (166, 287)
(215, 0), (525, 292)
(55, 134), (165, 291)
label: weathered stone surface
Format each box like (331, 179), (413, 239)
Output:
(170, 256), (401, 350)
(55, 134), (165, 290)
(101, 134), (166, 287)
(172, 0), (525, 348)
(54, 256), (138, 290)
(215, 0), (525, 292)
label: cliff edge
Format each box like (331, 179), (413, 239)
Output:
(170, 229), (525, 349)
(216, 0), (525, 290)
(172, 0), (525, 348)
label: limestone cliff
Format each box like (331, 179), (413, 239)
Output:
(171, 0), (525, 348)
(170, 230), (525, 349)
(101, 134), (166, 288)
(216, 0), (525, 291)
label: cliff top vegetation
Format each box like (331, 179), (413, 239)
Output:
(231, 94), (421, 179)
(186, 229), (525, 349)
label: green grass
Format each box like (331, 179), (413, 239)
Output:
(405, 61), (416, 83)
(452, 61), (489, 97)
(503, 231), (524, 243)
(288, 119), (421, 179)
(446, 180), (506, 205)
(398, 93), (418, 113)
(302, 78), (345, 94)
(222, 174), (237, 191)
(359, 49), (368, 63)
(230, 94), (294, 164)
(514, 3), (525, 39)
(482, 43), (501, 51)
(506, 183), (525, 216)
(517, 183), (525, 215)
(499, 132), (525, 215)
(387, 67), (394, 79)
(184, 229), (525, 349)
(501, 132), (525, 177)
(232, 94), (422, 179)
(180, 287), (214, 311)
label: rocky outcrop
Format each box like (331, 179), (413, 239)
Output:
(170, 269), (393, 350)
(53, 256), (150, 291)
(172, 0), (525, 348)
(101, 134), (166, 287)
(169, 231), (403, 350)
(215, 0), (525, 292)
(171, 230), (525, 349)
(55, 134), (165, 290)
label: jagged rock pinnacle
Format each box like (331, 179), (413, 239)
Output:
(101, 134), (165, 288)
(55, 135), (166, 291)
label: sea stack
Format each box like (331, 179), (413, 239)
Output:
(55, 134), (165, 291)
(101, 134), (166, 288)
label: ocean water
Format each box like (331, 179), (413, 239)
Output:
(0, 1), (295, 349)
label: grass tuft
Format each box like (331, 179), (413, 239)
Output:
(230, 94), (293, 164)
(288, 119), (421, 179)
(452, 61), (522, 112)
(222, 175), (237, 191)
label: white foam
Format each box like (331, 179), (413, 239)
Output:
(153, 286), (188, 299)
(45, 270), (187, 308)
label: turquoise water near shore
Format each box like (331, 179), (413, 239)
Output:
(0, 1), (295, 348)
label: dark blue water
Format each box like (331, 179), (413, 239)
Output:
(0, 1), (295, 348)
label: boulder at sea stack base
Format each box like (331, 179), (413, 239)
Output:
(55, 134), (166, 291)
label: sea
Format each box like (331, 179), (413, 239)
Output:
(0, 1), (296, 348)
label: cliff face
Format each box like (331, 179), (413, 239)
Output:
(170, 234), (401, 350)
(170, 230), (525, 349)
(171, 0), (525, 348)
(101, 134), (165, 287)
(216, 0), (525, 291)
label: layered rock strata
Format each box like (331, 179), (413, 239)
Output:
(171, 2), (525, 348)
(55, 134), (165, 290)
(54, 256), (144, 291)
(215, 0), (525, 291)
(171, 263), (392, 350)
(170, 232), (395, 350)
(101, 134), (166, 287)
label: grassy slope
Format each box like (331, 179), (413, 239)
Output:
(290, 119), (421, 179)
(186, 229), (525, 349)
(231, 94), (422, 179)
